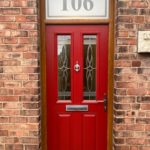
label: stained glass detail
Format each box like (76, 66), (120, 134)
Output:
(83, 35), (96, 100)
(58, 36), (71, 100)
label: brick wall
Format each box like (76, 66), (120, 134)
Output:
(0, 0), (40, 150)
(114, 0), (150, 150)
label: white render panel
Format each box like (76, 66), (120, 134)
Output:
(138, 31), (150, 53)
(46, 0), (109, 19)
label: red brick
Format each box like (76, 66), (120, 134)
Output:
(3, 103), (21, 109)
(132, 61), (141, 67)
(19, 23), (37, 30)
(139, 82), (150, 88)
(118, 16), (134, 23)
(136, 118), (150, 124)
(3, 67), (22, 73)
(0, 16), (15, 22)
(118, 1), (128, 8)
(129, 2), (148, 8)
(14, 88), (39, 95)
(11, 31), (28, 37)
(145, 125), (150, 131)
(116, 82), (137, 88)
(12, 45), (28, 52)
(134, 16), (145, 23)
(0, 110), (20, 116)
(117, 38), (137, 45)
(0, 145), (4, 150)
(2, 8), (20, 15)
(19, 96), (39, 102)
(127, 88), (146, 96)
(141, 104), (150, 110)
(23, 53), (38, 59)
(126, 124), (144, 131)
(10, 1), (27, 7)
(23, 103), (39, 109)
(0, 30), (11, 37)
(28, 31), (38, 37)
(0, 1), (10, 7)
(20, 110), (39, 116)
(23, 81), (38, 87)
(3, 37), (18, 44)
(140, 147), (150, 150)
(9, 117), (27, 123)
(21, 137), (39, 144)
(0, 89), (13, 95)
(21, 8), (37, 15)
(22, 67), (39, 73)
(126, 138), (145, 145)
(5, 137), (19, 143)
(0, 117), (9, 123)
(0, 130), (8, 136)
(24, 145), (39, 150)
(1, 60), (21, 66)
(28, 117), (39, 123)
(21, 59), (38, 66)
(5, 144), (23, 150)
(115, 60), (131, 67)
(145, 16), (150, 23)
(115, 74), (137, 82)
(0, 81), (4, 87)
(0, 23), (18, 30)
(130, 146), (138, 150)
(29, 74), (39, 80)
(19, 37), (37, 44)
(27, 1), (37, 7)
(0, 96), (18, 101)
(14, 74), (28, 80)
(138, 68), (150, 75)
(16, 16), (37, 22)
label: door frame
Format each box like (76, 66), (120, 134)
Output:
(39, 0), (115, 150)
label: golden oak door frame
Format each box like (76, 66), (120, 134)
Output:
(39, 0), (115, 150)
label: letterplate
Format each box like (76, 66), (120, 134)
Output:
(46, 0), (109, 20)
(66, 105), (88, 111)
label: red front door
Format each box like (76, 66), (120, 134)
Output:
(46, 25), (108, 150)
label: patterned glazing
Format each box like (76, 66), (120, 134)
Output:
(57, 35), (71, 100)
(83, 35), (97, 100)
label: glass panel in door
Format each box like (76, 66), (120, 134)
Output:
(57, 35), (71, 100)
(83, 35), (97, 100)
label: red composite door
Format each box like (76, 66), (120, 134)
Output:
(46, 25), (108, 150)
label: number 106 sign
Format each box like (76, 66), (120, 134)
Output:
(46, 0), (109, 19)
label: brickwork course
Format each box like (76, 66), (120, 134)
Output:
(0, 0), (40, 149)
(0, 0), (150, 150)
(114, 0), (150, 150)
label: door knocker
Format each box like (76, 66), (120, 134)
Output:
(74, 61), (80, 72)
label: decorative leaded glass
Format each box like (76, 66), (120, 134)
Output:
(83, 35), (96, 100)
(57, 36), (71, 100)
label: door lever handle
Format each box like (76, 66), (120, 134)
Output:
(96, 100), (104, 103)
(104, 94), (107, 112)
(96, 94), (107, 112)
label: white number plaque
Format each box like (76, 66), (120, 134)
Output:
(46, 0), (109, 19)
(138, 31), (150, 53)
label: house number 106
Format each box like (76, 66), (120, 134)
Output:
(62, 0), (94, 11)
